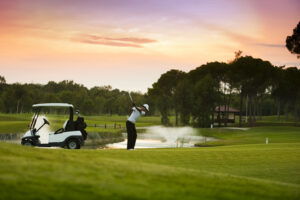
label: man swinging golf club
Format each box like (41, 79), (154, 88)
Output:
(127, 93), (149, 150)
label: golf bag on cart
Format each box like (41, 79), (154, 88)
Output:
(74, 116), (88, 140)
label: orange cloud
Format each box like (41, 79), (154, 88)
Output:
(253, 43), (285, 48)
(71, 33), (157, 48)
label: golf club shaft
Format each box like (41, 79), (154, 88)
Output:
(129, 93), (134, 103)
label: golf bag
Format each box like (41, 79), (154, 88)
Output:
(74, 116), (88, 140)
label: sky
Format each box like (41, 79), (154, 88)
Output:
(0, 0), (299, 92)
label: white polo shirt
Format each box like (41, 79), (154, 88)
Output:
(128, 107), (145, 124)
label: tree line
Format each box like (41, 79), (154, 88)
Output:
(147, 52), (300, 127)
(1, 53), (299, 127)
(0, 79), (147, 116)
(0, 53), (299, 127)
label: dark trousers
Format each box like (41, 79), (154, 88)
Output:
(126, 121), (137, 149)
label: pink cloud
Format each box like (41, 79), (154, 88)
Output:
(72, 33), (157, 48)
(75, 38), (142, 48)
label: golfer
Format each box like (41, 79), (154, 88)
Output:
(126, 103), (149, 150)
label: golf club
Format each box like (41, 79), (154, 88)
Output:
(128, 92), (134, 104)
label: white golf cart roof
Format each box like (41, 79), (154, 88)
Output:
(32, 103), (73, 108)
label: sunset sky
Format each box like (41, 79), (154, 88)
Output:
(0, 0), (299, 92)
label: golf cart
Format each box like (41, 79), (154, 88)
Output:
(21, 103), (87, 149)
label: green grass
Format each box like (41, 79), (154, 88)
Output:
(0, 113), (33, 121)
(233, 115), (298, 126)
(0, 113), (300, 199)
(0, 113), (161, 134)
(0, 113), (32, 134)
(0, 142), (299, 200)
(257, 115), (296, 123)
(196, 126), (300, 146)
(0, 121), (30, 134)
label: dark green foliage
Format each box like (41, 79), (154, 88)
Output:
(148, 55), (300, 126)
(157, 95), (171, 125)
(148, 70), (186, 125)
(230, 56), (275, 126)
(174, 79), (192, 125)
(191, 74), (219, 127)
(286, 21), (300, 58)
(0, 80), (146, 116)
(0, 75), (5, 84)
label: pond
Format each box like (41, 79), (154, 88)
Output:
(0, 125), (217, 149)
(106, 126), (216, 149)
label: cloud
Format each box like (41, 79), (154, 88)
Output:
(199, 22), (257, 44)
(72, 33), (157, 48)
(194, 20), (286, 51)
(253, 43), (285, 48)
(110, 37), (156, 44)
(73, 38), (143, 48)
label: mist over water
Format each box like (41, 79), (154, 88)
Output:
(141, 126), (197, 143)
(107, 126), (215, 149)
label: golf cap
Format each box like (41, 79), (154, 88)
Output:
(143, 104), (149, 111)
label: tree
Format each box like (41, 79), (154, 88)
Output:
(148, 70), (185, 125)
(271, 66), (288, 121)
(148, 85), (172, 125)
(191, 74), (219, 127)
(59, 91), (74, 104)
(0, 75), (5, 84)
(286, 21), (300, 58)
(189, 62), (227, 126)
(13, 84), (27, 113)
(156, 95), (172, 125)
(0, 75), (6, 94)
(231, 56), (274, 126)
(282, 67), (300, 124)
(1, 87), (16, 113)
(174, 79), (193, 125)
(81, 99), (94, 115)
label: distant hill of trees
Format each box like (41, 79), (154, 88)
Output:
(0, 79), (147, 116)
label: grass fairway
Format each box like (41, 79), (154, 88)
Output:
(0, 114), (299, 199)
(0, 113), (163, 134)
(197, 126), (300, 146)
(0, 142), (299, 200)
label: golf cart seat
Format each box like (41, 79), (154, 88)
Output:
(54, 119), (75, 134)
(64, 119), (75, 131)
(54, 120), (67, 134)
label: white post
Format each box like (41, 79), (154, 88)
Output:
(266, 137), (269, 144)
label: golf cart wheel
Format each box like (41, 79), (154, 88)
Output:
(22, 141), (33, 146)
(66, 139), (80, 149)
